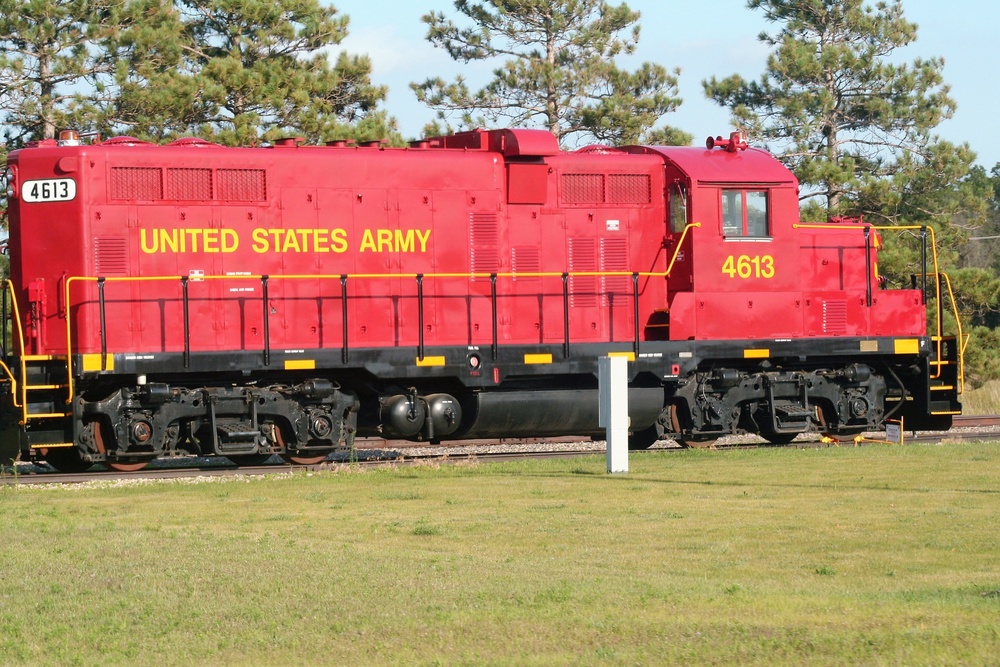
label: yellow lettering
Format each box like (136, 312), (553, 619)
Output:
(203, 229), (219, 253)
(360, 229), (377, 252)
(395, 229), (415, 253)
(416, 229), (431, 253)
(358, 228), (432, 253)
(281, 229), (302, 252)
(377, 229), (393, 252)
(330, 228), (348, 253)
(140, 229), (158, 253)
(722, 254), (777, 279)
(251, 228), (269, 253)
(184, 228), (204, 252)
(162, 229), (179, 253)
(312, 229), (329, 252)
(222, 229), (239, 252)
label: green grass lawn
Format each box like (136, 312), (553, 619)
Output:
(2, 443), (999, 666)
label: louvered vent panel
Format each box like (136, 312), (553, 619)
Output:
(561, 174), (604, 204)
(608, 174), (651, 204)
(600, 237), (630, 305)
(469, 213), (499, 280)
(511, 246), (540, 281)
(823, 300), (848, 335)
(166, 168), (212, 200)
(94, 237), (128, 275)
(217, 168), (267, 201)
(110, 167), (162, 200)
(569, 238), (598, 308)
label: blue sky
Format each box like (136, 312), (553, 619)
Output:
(333, 1), (999, 169)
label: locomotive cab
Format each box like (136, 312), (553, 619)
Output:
(627, 133), (804, 341)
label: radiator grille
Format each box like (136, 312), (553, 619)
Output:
(511, 246), (540, 281)
(111, 167), (267, 201)
(600, 237), (630, 303)
(823, 299), (848, 334)
(608, 174), (651, 204)
(469, 213), (499, 279)
(110, 167), (162, 200)
(217, 168), (267, 201)
(569, 238), (597, 307)
(166, 168), (213, 200)
(561, 174), (604, 204)
(94, 237), (128, 275)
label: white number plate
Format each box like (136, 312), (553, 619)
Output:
(22, 178), (77, 202)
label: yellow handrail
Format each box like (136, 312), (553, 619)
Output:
(666, 222), (701, 277)
(0, 359), (19, 410)
(937, 271), (965, 394)
(4, 279), (32, 420)
(61, 225), (703, 402)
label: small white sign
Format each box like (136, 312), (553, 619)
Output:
(22, 178), (76, 202)
(606, 219), (620, 231)
(885, 423), (901, 443)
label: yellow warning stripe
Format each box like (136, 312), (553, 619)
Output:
(524, 353), (553, 364)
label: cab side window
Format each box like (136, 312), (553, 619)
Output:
(669, 182), (687, 233)
(721, 188), (769, 237)
(721, 190), (743, 235)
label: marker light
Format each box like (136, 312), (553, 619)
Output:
(57, 129), (81, 146)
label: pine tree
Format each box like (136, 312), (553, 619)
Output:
(0, 0), (115, 144)
(411, 0), (688, 147)
(112, 0), (393, 145)
(703, 0), (956, 213)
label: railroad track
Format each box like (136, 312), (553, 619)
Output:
(953, 414), (1000, 428)
(4, 415), (999, 486)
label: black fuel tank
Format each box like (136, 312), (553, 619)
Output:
(458, 388), (663, 439)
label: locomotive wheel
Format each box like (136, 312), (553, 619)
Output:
(271, 424), (331, 465)
(228, 454), (273, 467)
(664, 405), (721, 448)
(816, 406), (866, 443)
(280, 452), (330, 465)
(106, 458), (152, 472)
(42, 447), (93, 473)
(88, 419), (153, 472)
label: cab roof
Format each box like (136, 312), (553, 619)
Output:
(626, 145), (798, 187)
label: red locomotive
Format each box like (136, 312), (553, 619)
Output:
(0, 128), (962, 471)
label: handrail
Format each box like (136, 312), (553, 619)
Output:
(64, 275), (185, 403)
(60, 270), (659, 401)
(936, 271), (966, 394)
(0, 359), (19, 409)
(60, 222), (704, 360)
(666, 222), (702, 277)
(4, 279), (31, 418)
(54, 226), (712, 399)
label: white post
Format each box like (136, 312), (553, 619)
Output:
(599, 355), (629, 474)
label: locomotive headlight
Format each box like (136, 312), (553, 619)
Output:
(2, 166), (15, 198)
